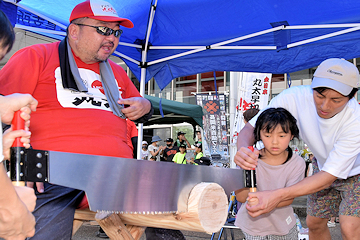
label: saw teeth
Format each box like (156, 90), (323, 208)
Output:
(115, 211), (119, 214)
(120, 211), (124, 214)
(142, 211), (146, 215)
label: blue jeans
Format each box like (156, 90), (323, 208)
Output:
(27, 183), (84, 240)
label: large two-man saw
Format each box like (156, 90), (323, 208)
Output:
(10, 112), (243, 214)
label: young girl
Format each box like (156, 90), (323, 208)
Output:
(235, 107), (305, 240)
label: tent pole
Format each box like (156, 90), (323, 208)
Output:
(137, 67), (146, 159)
(229, 72), (238, 169)
(136, 0), (158, 159)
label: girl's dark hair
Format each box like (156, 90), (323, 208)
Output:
(0, 10), (15, 54)
(254, 107), (299, 142)
(314, 87), (358, 99)
(254, 108), (299, 162)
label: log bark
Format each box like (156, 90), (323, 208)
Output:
(118, 182), (228, 234)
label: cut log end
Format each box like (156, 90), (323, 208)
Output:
(117, 182), (229, 234)
(189, 182), (228, 233)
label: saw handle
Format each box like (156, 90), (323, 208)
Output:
(10, 111), (26, 186)
(11, 111), (25, 147)
(246, 146), (256, 192)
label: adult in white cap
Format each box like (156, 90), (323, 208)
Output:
(0, 0), (153, 238)
(235, 58), (360, 239)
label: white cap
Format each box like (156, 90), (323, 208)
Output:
(311, 58), (360, 96)
(142, 141), (148, 145)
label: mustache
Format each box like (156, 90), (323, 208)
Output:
(101, 42), (115, 48)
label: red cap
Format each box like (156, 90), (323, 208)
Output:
(69, 0), (134, 28)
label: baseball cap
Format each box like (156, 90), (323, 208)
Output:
(311, 58), (360, 96)
(69, 0), (134, 28)
(142, 141), (148, 145)
(177, 131), (186, 136)
(165, 138), (173, 142)
(179, 144), (186, 148)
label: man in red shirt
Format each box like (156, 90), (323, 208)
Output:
(0, 1), (152, 238)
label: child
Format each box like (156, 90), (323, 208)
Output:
(172, 144), (188, 164)
(189, 143), (203, 165)
(235, 107), (305, 239)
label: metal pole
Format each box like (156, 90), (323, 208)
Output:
(137, 67), (146, 159)
(136, 0), (158, 159)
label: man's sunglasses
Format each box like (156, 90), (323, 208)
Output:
(74, 23), (123, 38)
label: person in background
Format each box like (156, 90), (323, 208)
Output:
(235, 107), (305, 239)
(0, 10), (38, 240)
(189, 142), (203, 165)
(0, 1), (153, 238)
(243, 108), (260, 124)
(148, 135), (165, 161)
(193, 142), (203, 160)
(306, 152), (314, 177)
(163, 138), (179, 162)
(195, 130), (202, 144)
(172, 144), (188, 164)
(175, 131), (191, 148)
(140, 141), (149, 160)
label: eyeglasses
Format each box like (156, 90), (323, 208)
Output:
(74, 23), (123, 38)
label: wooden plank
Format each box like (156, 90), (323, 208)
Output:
(96, 211), (135, 240)
(126, 225), (146, 240)
(74, 209), (96, 221)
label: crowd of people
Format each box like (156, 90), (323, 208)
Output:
(139, 131), (205, 165)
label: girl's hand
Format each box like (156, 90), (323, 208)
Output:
(247, 197), (259, 207)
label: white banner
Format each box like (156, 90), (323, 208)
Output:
(231, 72), (272, 145)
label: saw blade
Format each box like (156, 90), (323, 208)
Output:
(46, 151), (243, 213)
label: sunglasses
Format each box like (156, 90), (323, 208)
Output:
(74, 23), (123, 38)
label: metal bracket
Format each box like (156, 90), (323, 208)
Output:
(244, 169), (256, 188)
(10, 148), (48, 182)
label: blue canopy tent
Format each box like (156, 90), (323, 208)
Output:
(3, 0), (360, 157)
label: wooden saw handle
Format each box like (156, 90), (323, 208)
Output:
(10, 111), (25, 186)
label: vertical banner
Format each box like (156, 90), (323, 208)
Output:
(196, 94), (229, 162)
(231, 72), (272, 145)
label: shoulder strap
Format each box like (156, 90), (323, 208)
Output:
(182, 155), (186, 164)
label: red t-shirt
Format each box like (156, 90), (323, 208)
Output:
(0, 42), (141, 158)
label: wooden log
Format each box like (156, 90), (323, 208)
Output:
(96, 211), (136, 240)
(72, 209), (97, 236)
(118, 182), (228, 234)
